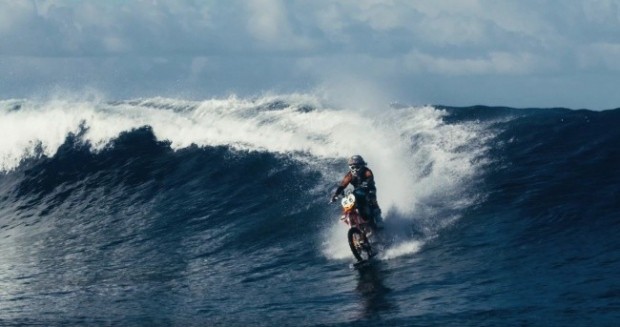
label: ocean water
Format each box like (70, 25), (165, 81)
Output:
(0, 96), (618, 326)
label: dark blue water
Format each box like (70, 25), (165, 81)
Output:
(0, 98), (619, 326)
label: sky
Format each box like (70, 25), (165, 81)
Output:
(1, 0), (619, 110)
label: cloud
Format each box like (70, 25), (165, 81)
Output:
(246, 0), (289, 44)
(244, 0), (315, 51)
(1, 0), (619, 109)
(578, 42), (620, 71)
(0, 2), (33, 34)
(404, 51), (544, 75)
(581, 0), (620, 25)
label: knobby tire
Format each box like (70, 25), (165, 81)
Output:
(347, 227), (371, 262)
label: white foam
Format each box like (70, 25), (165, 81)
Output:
(381, 241), (423, 260)
(318, 103), (492, 261)
(321, 221), (355, 260)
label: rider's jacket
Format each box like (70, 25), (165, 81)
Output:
(334, 167), (376, 197)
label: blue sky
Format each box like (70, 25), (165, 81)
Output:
(1, 0), (619, 110)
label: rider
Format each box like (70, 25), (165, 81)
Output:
(331, 155), (383, 228)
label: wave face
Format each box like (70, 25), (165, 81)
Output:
(0, 97), (618, 326)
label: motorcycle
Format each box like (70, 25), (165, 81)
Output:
(337, 191), (376, 262)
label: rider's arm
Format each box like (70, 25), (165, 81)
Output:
(333, 173), (352, 198)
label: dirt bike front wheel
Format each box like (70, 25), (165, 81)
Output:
(347, 227), (373, 262)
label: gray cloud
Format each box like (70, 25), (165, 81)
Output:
(1, 0), (619, 109)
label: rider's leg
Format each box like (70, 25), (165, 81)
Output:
(368, 193), (383, 227)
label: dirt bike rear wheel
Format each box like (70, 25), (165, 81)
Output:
(347, 227), (372, 262)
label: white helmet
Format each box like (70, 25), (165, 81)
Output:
(348, 155), (366, 174)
